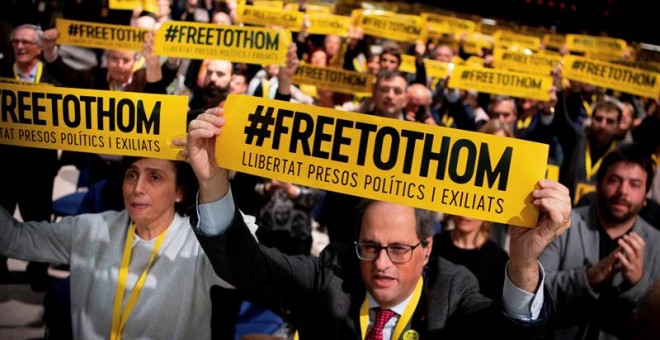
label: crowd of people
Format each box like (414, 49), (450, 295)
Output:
(1, 0), (660, 339)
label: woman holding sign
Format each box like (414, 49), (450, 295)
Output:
(0, 156), (250, 339)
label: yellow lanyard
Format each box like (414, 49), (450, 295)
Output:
(516, 115), (533, 130)
(13, 62), (42, 83)
(585, 141), (616, 180)
(359, 277), (423, 340)
(110, 223), (167, 340)
(441, 113), (454, 127)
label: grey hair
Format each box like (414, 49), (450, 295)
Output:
(11, 24), (43, 47)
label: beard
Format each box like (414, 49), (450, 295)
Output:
(596, 192), (643, 224)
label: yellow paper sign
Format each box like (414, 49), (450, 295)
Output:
(449, 65), (553, 101)
(154, 21), (290, 65)
(305, 13), (351, 36)
(56, 18), (150, 52)
(251, 0), (284, 8)
(462, 32), (494, 55)
(399, 55), (417, 74)
(543, 33), (565, 50)
(357, 13), (426, 42)
(217, 94), (550, 227)
(237, 3), (303, 29)
(493, 48), (561, 76)
(0, 84), (188, 160)
(421, 13), (475, 38)
(109, 0), (159, 14)
(562, 55), (660, 99)
(494, 31), (541, 51)
(292, 65), (373, 95)
(566, 34), (627, 58)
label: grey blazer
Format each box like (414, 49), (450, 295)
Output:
(539, 205), (660, 339)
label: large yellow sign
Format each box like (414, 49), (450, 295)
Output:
(56, 18), (150, 52)
(357, 12), (426, 42)
(493, 48), (561, 76)
(562, 55), (660, 99)
(236, 3), (303, 30)
(566, 34), (627, 58)
(154, 21), (290, 65)
(0, 84), (188, 160)
(217, 94), (550, 227)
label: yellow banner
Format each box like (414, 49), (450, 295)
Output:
(465, 56), (484, 67)
(562, 55), (660, 99)
(292, 65), (373, 95)
(284, 2), (334, 13)
(237, 3), (303, 30)
(154, 21), (290, 65)
(462, 32), (494, 55)
(421, 13), (475, 38)
(357, 13), (426, 42)
(0, 84), (188, 160)
(398, 56), (451, 80)
(494, 31), (541, 51)
(566, 34), (627, 58)
(399, 55), (417, 74)
(493, 48), (561, 76)
(217, 94), (549, 227)
(109, 0), (159, 14)
(56, 18), (150, 52)
(251, 0), (284, 8)
(424, 59), (451, 79)
(448, 65), (553, 101)
(305, 13), (351, 36)
(543, 33), (565, 50)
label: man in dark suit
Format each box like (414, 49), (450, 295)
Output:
(185, 44), (573, 339)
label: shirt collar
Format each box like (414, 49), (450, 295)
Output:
(366, 290), (414, 316)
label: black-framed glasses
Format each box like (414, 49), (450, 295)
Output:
(354, 241), (423, 263)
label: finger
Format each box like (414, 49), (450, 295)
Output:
(614, 251), (632, 270)
(625, 232), (645, 254)
(536, 179), (570, 195)
(188, 127), (220, 140)
(617, 238), (636, 261)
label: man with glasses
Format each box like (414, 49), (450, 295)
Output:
(185, 102), (574, 338)
(0, 24), (59, 289)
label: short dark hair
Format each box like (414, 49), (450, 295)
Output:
(596, 143), (655, 193)
(355, 199), (436, 247)
(593, 100), (623, 122)
(374, 70), (407, 89)
(380, 45), (402, 66)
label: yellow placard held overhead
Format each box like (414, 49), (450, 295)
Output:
(562, 55), (660, 99)
(154, 21), (290, 65)
(56, 18), (150, 52)
(0, 84), (188, 160)
(305, 13), (351, 36)
(565, 34), (627, 58)
(236, 3), (303, 30)
(461, 32), (494, 55)
(250, 0), (284, 8)
(545, 164), (559, 181)
(292, 65), (373, 95)
(0, 77), (53, 86)
(109, 0), (159, 14)
(494, 31), (541, 51)
(421, 13), (476, 38)
(424, 59), (452, 79)
(399, 55), (417, 74)
(449, 65), (553, 101)
(493, 48), (561, 76)
(217, 94), (550, 227)
(357, 12), (426, 42)
(543, 33), (565, 50)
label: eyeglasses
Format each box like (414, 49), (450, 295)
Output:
(11, 39), (36, 46)
(354, 241), (423, 263)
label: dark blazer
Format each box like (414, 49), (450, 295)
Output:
(195, 208), (553, 340)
